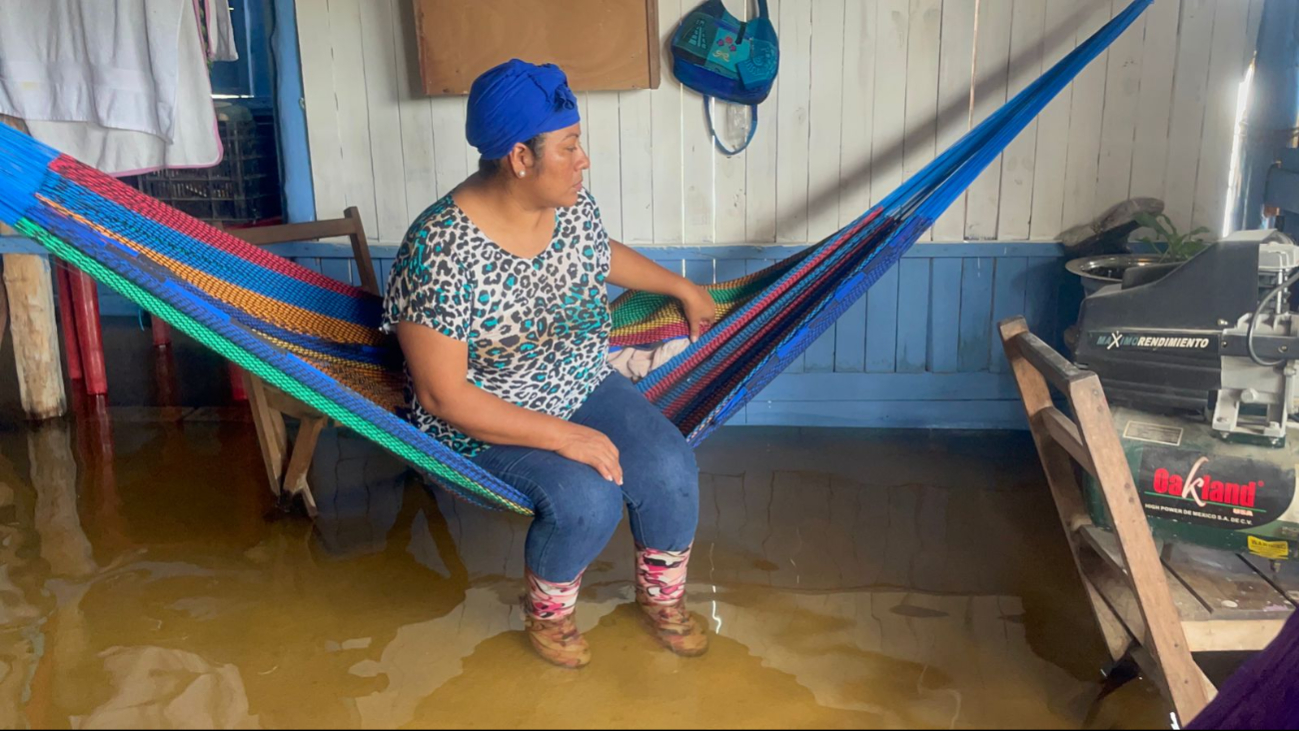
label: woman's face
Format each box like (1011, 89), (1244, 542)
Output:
(521, 123), (589, 208)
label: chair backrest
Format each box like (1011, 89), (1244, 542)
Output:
(223, 207), (380, 295)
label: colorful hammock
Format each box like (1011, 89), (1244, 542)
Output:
(0, 0), (1150, 515)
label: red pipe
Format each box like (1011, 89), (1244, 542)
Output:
(77, 392), (130, 553)
(55, 264), (83, 382)
(154, 347), (178, 408)
(151, 317), (172, 348)
(229, 363), (247, 402)
(67, 267), (108, 396)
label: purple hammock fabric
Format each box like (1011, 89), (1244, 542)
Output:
(1189, 610), (1299, 729)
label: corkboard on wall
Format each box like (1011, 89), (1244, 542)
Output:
(413, 0), (661, 95)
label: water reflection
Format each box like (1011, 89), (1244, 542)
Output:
(0, 408), (1168, 729)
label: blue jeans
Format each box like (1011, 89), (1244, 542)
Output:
(471, 372), (700, 583)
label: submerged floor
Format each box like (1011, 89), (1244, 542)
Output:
(0, 320), (1170, 728)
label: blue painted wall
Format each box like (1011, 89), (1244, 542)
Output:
(267, 241), (1075, 430)
(0, 237), (1073, 429)
(270, 0), (314, 223)
(1237, 0), (1299, 232)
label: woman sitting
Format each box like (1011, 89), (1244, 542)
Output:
(382, 59), (718, 669)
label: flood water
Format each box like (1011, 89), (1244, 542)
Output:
(0, 319), (1169, 728)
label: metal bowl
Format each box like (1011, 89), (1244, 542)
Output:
(1065, 253), (1169, 295)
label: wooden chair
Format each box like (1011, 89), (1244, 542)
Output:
(999, 315), (1299, 725)
(224, 207), (380, 516)
(229, 207), (380, 295)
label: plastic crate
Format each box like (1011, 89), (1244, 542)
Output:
(125, 103), (283, 226)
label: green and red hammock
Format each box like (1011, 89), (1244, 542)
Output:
(0, 0), (1151, 515)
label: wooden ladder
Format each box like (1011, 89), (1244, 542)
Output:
(1000, 316), (1213, 722)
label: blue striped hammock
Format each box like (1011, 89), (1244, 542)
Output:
(0, 0), (1152, 514)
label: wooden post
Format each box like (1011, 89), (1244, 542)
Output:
(1, 116), (66, 420)
(3, 253), (66, 419)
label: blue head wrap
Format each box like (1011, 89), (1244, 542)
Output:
(466, 59), (581, 161)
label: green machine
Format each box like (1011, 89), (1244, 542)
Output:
(1085, 406), (1299, 561)
(1073, 230), (1299, 561)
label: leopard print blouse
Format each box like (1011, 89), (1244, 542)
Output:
(381, 189), (613, 457)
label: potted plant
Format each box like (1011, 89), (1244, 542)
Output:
(1132, 212), (1213, 262)
(1064, 205), (1214, 296)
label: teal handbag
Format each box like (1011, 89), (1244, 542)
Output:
(671, 0), (780, 155)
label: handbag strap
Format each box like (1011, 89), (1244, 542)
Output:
(755, 0), (770, 20)
(705, 97), (758, 156)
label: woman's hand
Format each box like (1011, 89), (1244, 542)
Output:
(556, 423), (624, 485)
(676, 282), (717, 342)
(608, 242), (717, 341)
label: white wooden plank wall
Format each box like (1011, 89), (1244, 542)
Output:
(964, 0), (1014, 240)
(775, 0), (812, 243)
(870, 0), (911, 224)
(298, 0), (1261, 246)
(1058, 0), (1114, 234)
(996, 0), (1046, 240)
(1093, 0), (1145, 217)
(715, 0), (751, 244)
(931, 0), (976, 240)
(838, 0), (875, 231)
(806, 0), (845, 243)
(903, 0), (942, 242)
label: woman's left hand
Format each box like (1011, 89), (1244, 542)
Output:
(677, 282), (717, 342)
